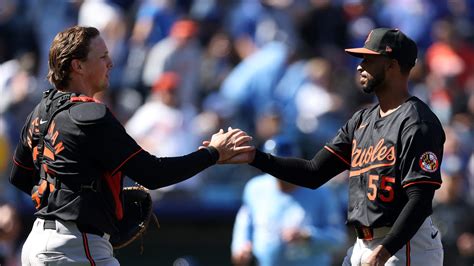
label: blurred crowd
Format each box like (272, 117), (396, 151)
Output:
(1, 0), (474, 265)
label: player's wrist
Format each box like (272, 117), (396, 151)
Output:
(377, 245), (391, 260)
(205, 146), (220, 163)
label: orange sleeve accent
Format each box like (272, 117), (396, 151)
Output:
(111, 148), (143, 176)
(324, 146), (351, 166)
(402, 180), (441, 188)
(13, 157), (34, 171)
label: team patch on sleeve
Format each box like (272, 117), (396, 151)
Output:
(419, 151), (439, 173)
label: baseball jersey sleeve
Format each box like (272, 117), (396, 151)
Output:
(13, 112), (34, 166)
(398, 122), (444, 188)
(10, 112), (37, 194)
(75, 103), (219, 189)
(79, 106), (143, 174)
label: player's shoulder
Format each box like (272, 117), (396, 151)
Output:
(353, 102), (378, 117)
(400, 97), (445, 138)
(350, 103), (379, 124)
(402, 97), (442, 126)
(68, 98), (109, 126)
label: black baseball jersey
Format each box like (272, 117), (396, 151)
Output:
(10, 90), (218, 235)
(11, 92), (145, 234)
(325, 96), (445, 228)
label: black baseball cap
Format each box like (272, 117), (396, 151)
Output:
(345, 28), (418, 68)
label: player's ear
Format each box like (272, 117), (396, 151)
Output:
(71, 59), (83, 73)
(386, 58), (399, 71)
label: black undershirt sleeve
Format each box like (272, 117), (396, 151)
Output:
(249, 147), (349, 189)
(121, 147), (219, 189)
(381, 184), (436, 255)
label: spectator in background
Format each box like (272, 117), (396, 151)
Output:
(78, 0), (129, 96)
(125, 72), (200, 194)
(231, 136), (346, 266)
(142, 19), (201, 114)
(424, 18), (474, 126)
(343, 0), (376, 69)
(122, 0), (182, 92)
(374, 0), (436, 50)
(457, 231), (474, 266)
(0, 203), (21, 266)
(219, 40), (291, 132)
(298, 0), (348, 58)
(0, 0), (37, 63)
(432, 162), (474, 266)
(28, 0), (80, 87)
(0, 52), (40, 142)
(198, 31), (235, 100)
(224, 0), (299, 60)
(272, 56), (348, 154)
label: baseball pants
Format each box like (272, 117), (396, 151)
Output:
(21, 218), (119, 265)
(342, 217), (443, 266)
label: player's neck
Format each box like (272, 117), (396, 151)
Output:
(376, 85), (410, 117)
(64, 79), (95, 97)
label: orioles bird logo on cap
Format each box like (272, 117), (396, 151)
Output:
(365, 30), (373, 45)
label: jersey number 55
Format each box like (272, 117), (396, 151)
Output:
(367, 175), (395, 202)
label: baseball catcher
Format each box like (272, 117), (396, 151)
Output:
(10, 26), (253, 265)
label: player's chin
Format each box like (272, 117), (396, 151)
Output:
(100, 80), (110, 91)
(361, 85), (375, 94)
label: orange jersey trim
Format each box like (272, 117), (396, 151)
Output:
(111, 148), (143, 175)
(12, 157), (34, 171)
(70, 96), (98, 103)
(324, 146), (350, 166)
(349, 161), (396, 177)
(402, 180), (441, 188)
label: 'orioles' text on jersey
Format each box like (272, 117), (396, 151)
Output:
(325, 96), (445, 228)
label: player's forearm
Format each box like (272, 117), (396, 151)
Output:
(122, 147), (219, 189)
(381, 184), (436, 255)
(249, 148), (348, 189)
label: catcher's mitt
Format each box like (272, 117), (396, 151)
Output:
(109, 186), (159, 250)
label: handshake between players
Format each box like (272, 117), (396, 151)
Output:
(202, 127), (256, 164)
